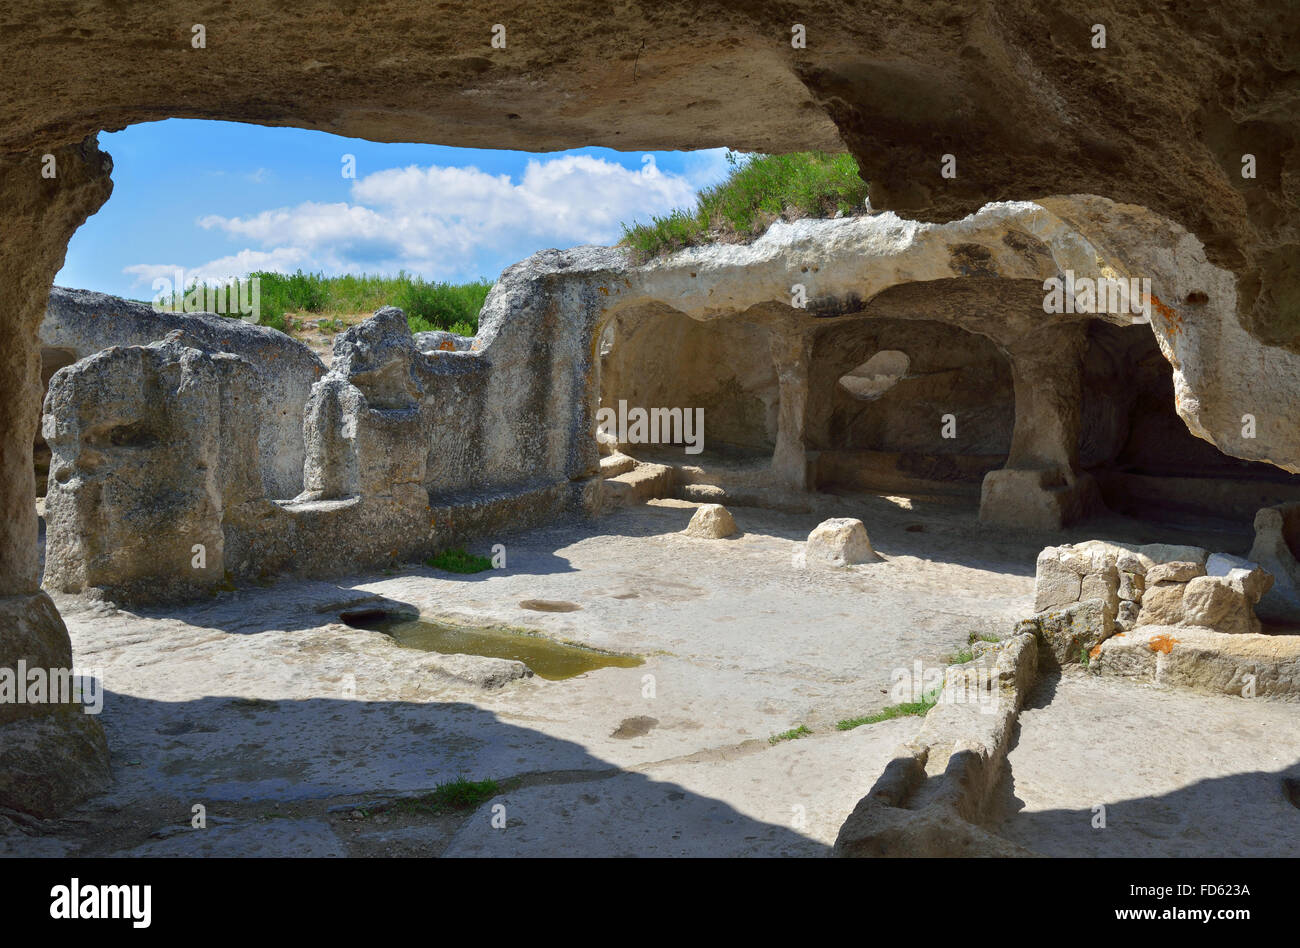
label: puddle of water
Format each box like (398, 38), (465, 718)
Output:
(348, 612), (641, 681)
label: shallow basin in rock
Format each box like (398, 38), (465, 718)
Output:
(345, 611), (641, 681)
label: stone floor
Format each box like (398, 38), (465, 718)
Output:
(5, 494), (1295, 856)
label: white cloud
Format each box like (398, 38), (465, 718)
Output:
(124, 248), (309, 289)
(125, 152), (713, 286)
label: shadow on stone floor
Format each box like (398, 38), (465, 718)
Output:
(987, 673), (1300, 857)
(988, 759), (1300, 857)
(1, 689), (831, 858)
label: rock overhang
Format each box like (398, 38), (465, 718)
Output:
(2, 2), (1296, 350)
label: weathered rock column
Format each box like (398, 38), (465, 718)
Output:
(980, 321), (1096, 530)
(768, 326), (814, 490)
(0, 138), (113, 816)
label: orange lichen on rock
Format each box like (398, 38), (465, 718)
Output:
(1146, 292), (1181, 334)
(438, 339), (456, 351)
(1147, 633), (1178, 654)
(1089, 643), (1104, 660)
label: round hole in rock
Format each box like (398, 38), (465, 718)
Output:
(339, 607), (393, 629)
(838, 349), (910, 400)
(519, 599), (582, 613)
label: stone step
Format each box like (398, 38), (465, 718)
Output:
(602, 462), (673, 507)
(599, 452), (636, 478)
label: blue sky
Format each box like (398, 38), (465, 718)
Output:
(58, 119), (733, 299)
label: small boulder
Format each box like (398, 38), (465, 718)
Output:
(1180, 576), (1261, 635)
(1116, 599), (1141, 632)
(684, 504), (736, 539)
(1146, 561), (1206, 585)
(1028, 598), (1114, 667)
(1118, 570), (1145, 602)
(801, 518), (879, 567)
(1135, 582), (1188, 627)
(1137, 543), (1209, 567)
(1034, 546), (1084, 612)
(1206, 553), (1272, 602)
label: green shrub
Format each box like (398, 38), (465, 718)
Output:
(245, 269), (490, 335)
(393, 276), (491, 333)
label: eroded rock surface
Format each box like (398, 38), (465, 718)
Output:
(2, 4), (1296, 353)
(40, 287), (325, 498)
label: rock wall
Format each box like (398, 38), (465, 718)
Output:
(40, 266), (616, 600)
(601, 306), (780, 456)
(40, 287), (325, 499)
(43, 333), (265, 600)
(0, 139), (113, 816)
(45, 197), (1300, 604)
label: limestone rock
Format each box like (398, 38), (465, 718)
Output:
(1146, 561), (1206, 585)
(1033, 546), (1083, 612)
(1180, 576), (1262, 636)
(1080, 559), (1120, 606)
(1134, 556), (1270, 636)
(1247, 503), (1300, 624)
(1027, 598), (1114, 667)
(0, 592), (110, 817)
(1093, 625), (1300, 698)
(1206, 553), (1272, 603)
(42, 336), (265, 600)
(599, 452), (636, 478)
(1137, 544), (1209, 569)
(801, 518), (879, 567)
(1118, 570), (1144, 602)
(1116, 599), (1141, 632)
(979, 468), (1094, 531)
(412, 330), (474, 353)
(1137, 581), (1188, 627)
(40, 287), (324, 498)
(683, 504), (737, 539)
(0, 708), (111, 818)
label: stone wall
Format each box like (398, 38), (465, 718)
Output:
(1027, 540), (1275, 668)
(41, 284), (609, 601)
(40, 288), (325, 500)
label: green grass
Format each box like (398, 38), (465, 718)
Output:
(391, 777), (501, 816)
(425, 548), (494, 574)
(769, 724), (813, 744)
(946, 647), (975, 665)
(835, 689), (942, 731)
(620, 151), (869, 260)
(967, 631), (1001, 645)
(246, 269), (491, 336)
